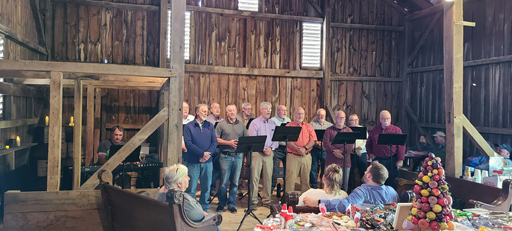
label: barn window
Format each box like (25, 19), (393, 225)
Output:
(167, 11), (191, 61)
(238, 0), (259, 11)
(0, 36), (4, 119)
(301, 22), (322, 68)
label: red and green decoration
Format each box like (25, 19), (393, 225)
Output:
(403, 153), (456, 230)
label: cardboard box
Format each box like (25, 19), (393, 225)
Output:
(482, 176), (509, 188)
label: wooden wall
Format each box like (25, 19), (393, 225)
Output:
(0, 0), (45, 175)
(51, 0), (162, 144)
(405, 0), (512, 158)
(184, 0), (324, 121)
(329, 0), (405, 127)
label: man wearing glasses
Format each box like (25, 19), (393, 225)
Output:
(347, 114), (368, 193)
(270, 105), (292, 194)
(236, 102), (255, 126)
(309, 108), (333, 189)
(248, 102), (278, 210)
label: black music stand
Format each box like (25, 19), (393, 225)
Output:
(331, 131), (359, 191)
(271, 126), (301, 200)
(377, 133), (407, 171)
(236, 136), (266, 231)
(349, 126), (367, 139)
(246, 118), (255, 129)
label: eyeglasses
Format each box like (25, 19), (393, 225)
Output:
(348, 119), (359, 121)
(262, 108), (272, 111)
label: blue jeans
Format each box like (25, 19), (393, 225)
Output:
(271, 146), (287, 192)
(210, 150), (221, 192)
(217, 153), (243, 208)
(310, 147), (326, 189)
(348, 152), (368, 193)
(186, 162), (213, 212)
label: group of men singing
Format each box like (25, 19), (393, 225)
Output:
(181, 101), (405, 213)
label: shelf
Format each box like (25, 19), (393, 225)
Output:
(0, 143), (38, 157)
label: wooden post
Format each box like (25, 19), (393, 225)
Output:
(461, 115), (497, 159)
(443, 0), (464, 177)
(73, 79), (83, 189)
(159, 0), (168, 68)
(322, 0), (332, 108)
(93, 88), (101, 164)
(86, 85), (95, 167)
(158, 79), (169, 165)
(168, 0), (185, 166)
(47, 71), (63, 191)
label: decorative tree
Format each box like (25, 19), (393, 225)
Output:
(403, 153), (456, 230)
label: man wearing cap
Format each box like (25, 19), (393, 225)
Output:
(431, 131), (446, 164)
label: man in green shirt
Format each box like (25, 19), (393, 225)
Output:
(432, 131), (446, 164)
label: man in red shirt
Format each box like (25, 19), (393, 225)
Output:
(366, 110), (405, 188)
(286, 107), (318, 194)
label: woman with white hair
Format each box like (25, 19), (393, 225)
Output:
(298, 164), (348, 206)
(156, 164), (207, 222)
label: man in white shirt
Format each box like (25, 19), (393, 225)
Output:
(309, 109), (333, 189)
(347, 114), (368, 193)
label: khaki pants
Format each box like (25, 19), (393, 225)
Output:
(251, 151), (273, 206)
(285, 153), (312, 194)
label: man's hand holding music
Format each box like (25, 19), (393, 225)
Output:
(263, 147), (272, 156)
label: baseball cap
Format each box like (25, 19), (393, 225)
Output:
(433, 131), (446, 137)
(499, 143), (512, 153)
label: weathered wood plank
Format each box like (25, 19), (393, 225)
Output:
(186, 64), (323, 78)
(0, 23), (48, 55)
(0, 118), (39, 129)
(73, 79), (83, 189)
(47, 71), (63, 191)
(186, 5), (323, 22)
(331, 23), (404, 31)
(51, 0), (159, 11)
(0, 60), (176, 77)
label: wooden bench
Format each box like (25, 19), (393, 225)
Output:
(100, 173), (222, 231)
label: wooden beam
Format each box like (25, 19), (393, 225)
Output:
(407, 11), (442, 65)
(0, 60), (176, 77)
(47, 71), (63, 191)
(186, 5), (324, 23)
(0, 82), (45, 98)
(79, 107), (169, 190)
(0, 70), (51, 79)
(72, 79), (82, 189)
(159, 0), (169, 68)
(81, 80), (164, 88)
(325, 104), (336, 125)
(322, 0), (332, 108)
(158, 79), (169, 166)
(462, 115), (497, 158)
(330, 76), (402, 82)
(169, 0), (185, 166)
(0, 23), (47, 55)
(0, 143), (38, 157)
(306, 0), (323, 17)
(400, 19), (412, 132)
(418, 123), (512, 135)
(331, 23), (404, 32)
(0, 118), (39, 129)
(382, 0), (410, 15)
(29, 0), (46, 47)
(51, 0), (159, 11)
(93, 88), (101, 164)
(85, 85), (94, 167)
(443, 0), (464, 178)
(45, 0), (52, 60)
(410, 0), (434, 10)
(106, 123), (145, 130)
(186, 64), (323, 78)
(407, 55), (512, 74)
(407, 2), (452, 21)
(405, 106), (434, 145)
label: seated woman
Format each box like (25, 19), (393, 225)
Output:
(156, 164), (208, 223)
(298, 164), (348, 206)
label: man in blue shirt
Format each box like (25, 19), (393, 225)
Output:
(303, 161), (399, 212)
(183, 104), (218, 212)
